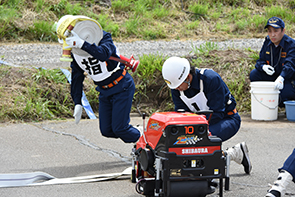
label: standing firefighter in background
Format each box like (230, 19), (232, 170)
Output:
(162, 56), (252, 174)
(55, 15), (140, 143)
(249, 17), (295, 107)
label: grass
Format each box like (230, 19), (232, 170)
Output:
(0, 66), (74, 122)
(133, 54), (170, 114)
(191, 41), (219, 56)
(1, 0), (295, 42)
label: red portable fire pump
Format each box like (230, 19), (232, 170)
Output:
(131, 111), (230, 197)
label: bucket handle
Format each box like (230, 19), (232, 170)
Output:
(252, 92), (278, 110)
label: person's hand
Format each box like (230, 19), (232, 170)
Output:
(73, 104), (83, 124)
(65, 31), (84, 49)
(262, 65), (275, 75)
(274, 76), (284, 90)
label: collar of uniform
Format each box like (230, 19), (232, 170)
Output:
(279, 34), (287, 49)
(191, 70), (202, 91)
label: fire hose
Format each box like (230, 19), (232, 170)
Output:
(55, 15), (139, 72)
(0, 167), (132, 188)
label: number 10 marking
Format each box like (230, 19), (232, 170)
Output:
(185, 126), (194, 134)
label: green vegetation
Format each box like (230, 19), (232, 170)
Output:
(0, 0), (295, 42)
(0, 66), (73, 122)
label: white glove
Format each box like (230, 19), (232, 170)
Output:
(65, 31), (84, 49)
(73, 104), (83, 124)
(262, 65), (275, 75)
(274, 76), (284, 90)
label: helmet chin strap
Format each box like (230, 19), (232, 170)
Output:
(183, 75), (191, 88)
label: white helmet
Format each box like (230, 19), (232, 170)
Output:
(162, 57), (190, 89)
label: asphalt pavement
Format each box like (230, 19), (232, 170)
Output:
(0, 113), (295, 197)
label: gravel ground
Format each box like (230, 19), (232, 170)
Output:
(0, 38), (264, 69)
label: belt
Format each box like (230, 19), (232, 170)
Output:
(102, 69), (126, 89)
(227, 108), (237, 115)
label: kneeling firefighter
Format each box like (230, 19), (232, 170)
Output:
(162, 57), (252, 174)
(55, 15), (140, 143)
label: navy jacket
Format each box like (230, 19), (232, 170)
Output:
(171, 69), (237, 125)
(255, 34), (295, 80)
(70, 31), (125, 105)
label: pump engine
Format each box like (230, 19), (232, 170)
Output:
(131, 111), (229, 197)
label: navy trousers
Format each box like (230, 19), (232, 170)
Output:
(250, 69), (295, 107)
(209, 113), (241, 142)
(279, 148), (295, 182)
(96, 72), (140, 143)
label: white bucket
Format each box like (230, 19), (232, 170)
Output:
(250, 82), (280, 121)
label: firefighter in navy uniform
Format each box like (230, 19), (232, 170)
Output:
(266, 148), (295, 197)
(56, 15), (140, 143)
(250, 17), (295, 107)
(162, 56), (252, 174)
